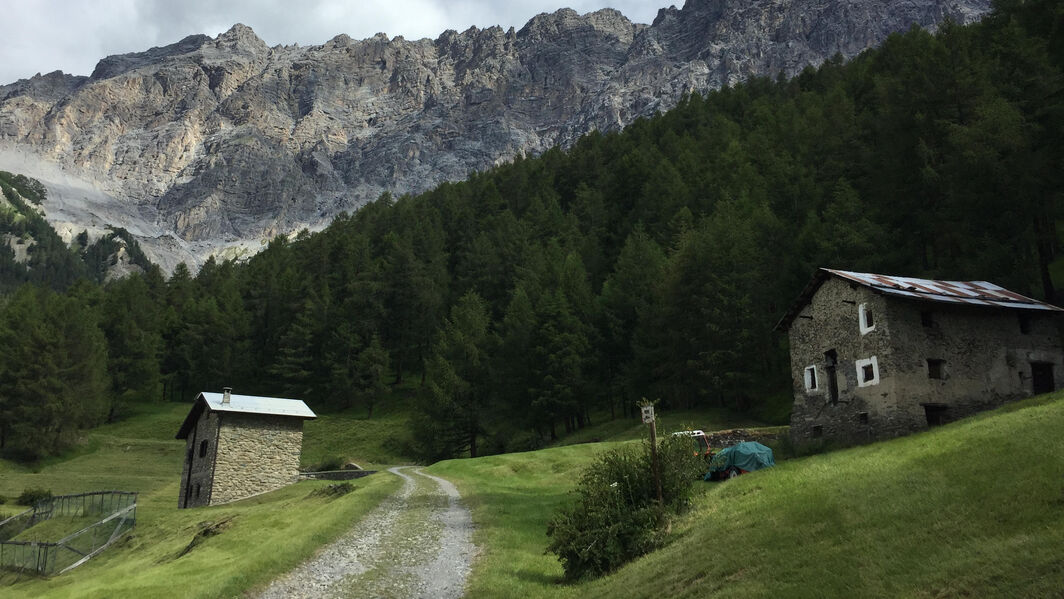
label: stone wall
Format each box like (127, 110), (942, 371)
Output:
(209, 413), (304, 506)
(178, 408), (220, 508)
(788, 276), (1063, 445)
(884, 298), (1063, 427)
(788, 277), (897, 443)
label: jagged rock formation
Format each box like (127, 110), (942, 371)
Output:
(0, 0), (990, 269)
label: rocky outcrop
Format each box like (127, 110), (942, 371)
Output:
(0, 0), (990, 269)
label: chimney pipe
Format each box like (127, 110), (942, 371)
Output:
(222, 387), (232, 405)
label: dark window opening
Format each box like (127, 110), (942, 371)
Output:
(859, 412), (869, 425)
(1018, 313), (1031, 334)
(921, 311), (934, 328)
(863, 309), (874, 329)
(824, 350), (839, 403)
(199, 439), (209, 458)
(812, 425), (823, 438)
(861, 364), (875, 383)
(923, 404), (949, 427)
(1032, 362), (1055, 395)
(927, 359), (946, 380)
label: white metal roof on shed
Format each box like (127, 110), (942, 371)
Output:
(176, 392), (316, 439)
(199, 392), (317, 419)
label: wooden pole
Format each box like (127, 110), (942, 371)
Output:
(650, 418), (662, 504)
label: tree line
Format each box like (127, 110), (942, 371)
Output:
(1, 0), (1060, 460)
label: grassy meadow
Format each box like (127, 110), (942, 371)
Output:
(0, 399), (405, 598)
(429, 393), (1064, 598)
(3, 392), (1062, 597)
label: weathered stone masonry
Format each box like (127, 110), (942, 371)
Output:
(212, 413), (303, 505)
(780, 269), (1063, 445)
(176, 390), (316, 508)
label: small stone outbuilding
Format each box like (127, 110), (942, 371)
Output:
(777, 269), (1063, 444)
(176, 388), (316, 508)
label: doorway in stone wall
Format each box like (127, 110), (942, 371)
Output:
(922, 403), (949, 427)
(1031, 362), (1055, 395)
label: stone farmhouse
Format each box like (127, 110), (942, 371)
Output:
(176, 388), (316, 508)
(776, 269), (1063, 444)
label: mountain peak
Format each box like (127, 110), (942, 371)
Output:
(214, 23), (267, 52)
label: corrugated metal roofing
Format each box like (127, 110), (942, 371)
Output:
(775, 268), (1063, 332)
(176, 392), (316, 439)
(823, 269), (1063, 311)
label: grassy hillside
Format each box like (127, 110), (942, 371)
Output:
(0, 401), (403, 597)
(427, 393), (1064, 598)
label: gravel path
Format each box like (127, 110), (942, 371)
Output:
(256, 466), (475, 599)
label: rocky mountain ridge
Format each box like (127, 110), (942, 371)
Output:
(0, 0), (990, 271)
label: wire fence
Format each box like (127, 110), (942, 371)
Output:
(0, 491), (137, 576)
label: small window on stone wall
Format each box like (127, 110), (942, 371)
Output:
(859, 412), (869, 425)
(859, 303), (875, 335)
(921, 311), (934, 328)
(199, 439), (209, 458)
(812, 425), (823, 438)
(856, 356), (880, 387)
(804, 366), (818, 391)
(927, 359), (946, 380)
(1018, 312), (1031, 334)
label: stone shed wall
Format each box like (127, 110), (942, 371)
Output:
(788, 277), (900, 443)
(884, 299), (1063, 426)
(210, 413), (304, 505)
(178, 409), (220, 508)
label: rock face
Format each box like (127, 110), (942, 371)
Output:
(0, 0), (990, 269)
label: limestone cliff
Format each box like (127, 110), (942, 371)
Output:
(0, 0), (990, 269)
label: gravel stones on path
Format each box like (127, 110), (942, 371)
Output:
(256, 466), (475, 599)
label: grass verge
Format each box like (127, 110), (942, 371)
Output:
(429, 394), (1064, 598)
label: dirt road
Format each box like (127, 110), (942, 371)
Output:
(256, 466), (475, 598)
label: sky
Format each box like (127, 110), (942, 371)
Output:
(2, 0), (666, 84)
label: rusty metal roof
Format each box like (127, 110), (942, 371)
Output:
(775, 268), (1063, 332)
(176, 392), (316, 439)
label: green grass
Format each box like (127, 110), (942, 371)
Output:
(428, 393), (1064, 598)
(300, 391), (416, 467)
(0, 399), (405, 596)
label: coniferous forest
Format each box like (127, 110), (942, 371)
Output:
(0, 0), (1060, 461)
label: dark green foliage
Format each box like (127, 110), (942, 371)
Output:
(0, 285), (109, 459)
(413, 292), (495, 460)
(0, 172), (46, 205)
(1, 0), (1062, 459)
(16, 488), (53, 507)
(545, 434), (704, 580)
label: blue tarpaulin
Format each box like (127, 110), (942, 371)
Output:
(704, 441), (775, 480)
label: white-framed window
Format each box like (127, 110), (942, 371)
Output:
(859, 303), (875, 335)
(804, 365), (819, 391)
(856, 356), (880, 387)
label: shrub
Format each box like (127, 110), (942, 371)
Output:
(17, 488), (53, 507)
(546, 434), (703, 580)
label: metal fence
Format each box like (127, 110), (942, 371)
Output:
(0, 491), (137, 576)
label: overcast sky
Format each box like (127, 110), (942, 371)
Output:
(2, 0), (665, 84)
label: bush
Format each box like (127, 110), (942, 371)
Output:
(546, 434), (703, 580)
(17, 488), (52, 507)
